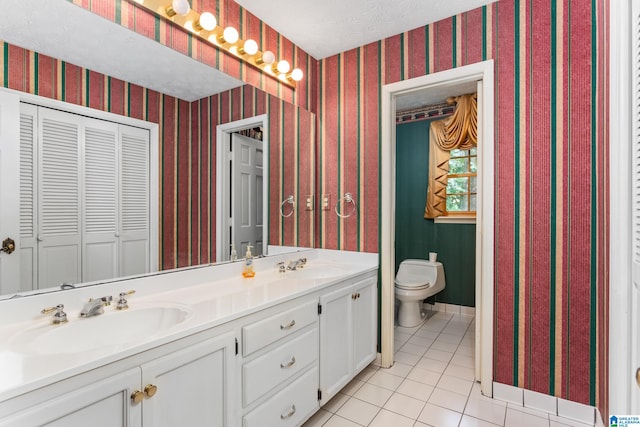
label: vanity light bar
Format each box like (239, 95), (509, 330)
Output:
(133, 0), (303, 89)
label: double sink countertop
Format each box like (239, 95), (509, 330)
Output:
(0, 249), (378, 402)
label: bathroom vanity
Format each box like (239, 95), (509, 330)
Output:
(0, 249), (378, 427)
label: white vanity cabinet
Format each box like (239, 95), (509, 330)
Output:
(0, 332), (236, 427)
(240, 299), (320, 427)
(318, 276), (377, 404)
(0, 368), (142, 427)
(139, 331), (236, 427)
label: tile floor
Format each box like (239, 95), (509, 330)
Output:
(303, 311), (595, 427)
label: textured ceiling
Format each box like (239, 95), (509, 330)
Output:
(0, 0), (496, 101)
(234, 0), (497, 59)
(0, 0), (244, 101)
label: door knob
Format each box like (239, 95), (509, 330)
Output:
(636, 368), (640, 388)
(144, 384), (158, 397)
(0, 238), (15, 254)
(131, 390), (144, 404)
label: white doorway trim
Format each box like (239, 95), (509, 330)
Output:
(215, 114), (269, 262)
(609, 0), (635, 414)
(380, 60), (495, 396)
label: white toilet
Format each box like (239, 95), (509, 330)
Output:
(395, 259), (446, 327)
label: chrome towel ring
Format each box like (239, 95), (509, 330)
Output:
(335, 192), (358, 218)
(280, 195), (295, 218)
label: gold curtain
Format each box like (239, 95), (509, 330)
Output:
(424, 93), (478, 219)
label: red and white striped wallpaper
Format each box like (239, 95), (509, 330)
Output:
(2, 0), (610, 417)
(316, 0), (609, 416)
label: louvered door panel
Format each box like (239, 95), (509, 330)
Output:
(19, 104), (38, 290)
(38, 108), (81, 288)
(119, 125), (150, 276)
(83, 118), (118, 282)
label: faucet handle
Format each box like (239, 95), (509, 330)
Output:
(41, 304), (68, 325)
(276, 261), (286, 273)
(116, 290), (135, 310)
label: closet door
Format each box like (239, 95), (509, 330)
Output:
(119, 125), (150, 277)
(19, 103), (38, 290)
(83, 118), (119, 282)
(37, 108), (81, 288)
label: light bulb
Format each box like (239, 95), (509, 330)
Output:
(222, 26), (239, 44)
(288, 68), (303, 82)
(198, 12), (217, 31)
(240, 39), (259, 56)
(275, 60), (290, 74)
(166, 0), (190, 17)
(256, 50), (275, 65)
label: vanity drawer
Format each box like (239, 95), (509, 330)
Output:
(243, 328), (318, 407)
(242, 300), (317, 356)
(243, 367), (319, 427)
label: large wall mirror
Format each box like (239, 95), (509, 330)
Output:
(0, 1), (316, 298)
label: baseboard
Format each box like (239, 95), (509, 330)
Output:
(493, 381), (600, 426)
(424, 302), (476, 317)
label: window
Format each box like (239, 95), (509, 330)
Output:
(446, 147), (477, 215)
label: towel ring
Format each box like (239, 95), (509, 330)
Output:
(280, 195), (295, 218)
(335, 192), (358, 218)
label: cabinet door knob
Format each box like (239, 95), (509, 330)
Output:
(131, 390), (144, 404)
(636, 367), (640, 388)
(144, 384), (158, 397)
(280, 356), (296, 368)
(357, 293), (361, 299)
(280, 320), (296, 330)
(351, 293), (356, 300)
(280, 404), (296, 419)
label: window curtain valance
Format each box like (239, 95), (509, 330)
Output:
(424, 93), (478, 219)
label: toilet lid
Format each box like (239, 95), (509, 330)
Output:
(395, 281), (431, 290)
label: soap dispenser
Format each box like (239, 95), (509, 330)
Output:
(230, 244), (237, 262)
(242, 244), (255, 278)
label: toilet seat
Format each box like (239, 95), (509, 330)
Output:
(394, 281), (431, 291)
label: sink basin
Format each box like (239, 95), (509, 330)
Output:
(11, 305), (193, 355)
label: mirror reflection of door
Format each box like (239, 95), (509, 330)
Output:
(231, 132), (263, 257)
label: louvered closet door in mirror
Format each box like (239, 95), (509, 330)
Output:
(83, 118), (118, 283)
(119, 125), (150, 277)
(19, 103), (38, 291)
(37, 108), (82, 288)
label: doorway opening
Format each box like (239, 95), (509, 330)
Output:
(380, 61), (495, 396)
(216, 115), (269, 262)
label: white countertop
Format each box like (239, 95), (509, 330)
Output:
(0, 249), (378, 403)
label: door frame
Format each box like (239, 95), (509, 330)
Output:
(215, 115), (269, 262)
(609, 0), (635, 414)
(380, 60), (495, 396)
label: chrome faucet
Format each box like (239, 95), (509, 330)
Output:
(286, 258), (307, 271)
(79, 296), (113, 318)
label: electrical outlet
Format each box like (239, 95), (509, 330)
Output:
(322, 194), (331, 210)
(306, 195), (314, 211)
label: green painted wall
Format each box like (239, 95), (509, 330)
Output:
(395, 119), (476, 307)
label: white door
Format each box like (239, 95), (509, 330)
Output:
(0, 91), (20, 294)
(231, 133), (263, 255)
(141, 333), (235, 427)
(352, 278), (377, 373)
(37, 108), (82, 289)
(0, 368), (142, 427)
(319, 285), (354, 404)
(83, 117), (118, 282)
(632, 0), (640, 411)
(119, 125), (150, 277)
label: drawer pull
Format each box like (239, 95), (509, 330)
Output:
(280, 356), (296, 368)
(280, 320), (296, 330)
(280, 404), (296, 420)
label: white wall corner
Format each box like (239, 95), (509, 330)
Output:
(523, 389), (557, 415)
(493, 382), (523, 406)
(557, 397), (596, 425)
(595, 408), (605, 427)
